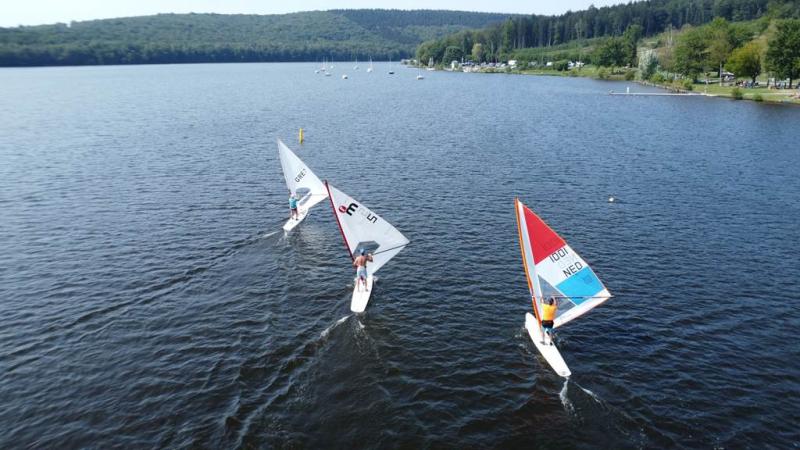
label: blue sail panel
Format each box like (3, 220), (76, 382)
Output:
(555, 267), (603, 305)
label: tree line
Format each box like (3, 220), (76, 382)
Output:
(0, 10), (513, 66)
(666, 17), (800, 87)
(416, 0), (799, 65)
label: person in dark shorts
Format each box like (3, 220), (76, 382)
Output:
(541, 297), (557, 345)
(289, 193), (299, 220)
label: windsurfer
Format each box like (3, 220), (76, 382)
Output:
(353, 250), (373, 292)
(542, 297), (557, 345)
(289, 193), (299, 220)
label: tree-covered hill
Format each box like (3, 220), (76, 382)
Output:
(0, 9), (515, 67)
(416, 0), (799, 65)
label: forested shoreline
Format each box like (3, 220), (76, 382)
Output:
(0, 10), (513, 67)
(416, 0), (799, 65)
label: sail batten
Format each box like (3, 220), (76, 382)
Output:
(515, 199), (611, 329)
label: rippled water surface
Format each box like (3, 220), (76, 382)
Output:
(1, 63), (799, 448)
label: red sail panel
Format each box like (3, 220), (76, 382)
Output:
(523, 207), (566, 264)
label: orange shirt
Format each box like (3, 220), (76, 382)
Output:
(542, 304), (557, 321)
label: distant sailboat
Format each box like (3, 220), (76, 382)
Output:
(321, 58), (331, 76)
(514, 198), (612, 377)
(326, 181), (409, 313)
(426, 57), (435, 71)
(277, 139), (328, 232)
(388, 58), (395, 75)
(366, 57), (374, 73)
(354, 57), (359, 70)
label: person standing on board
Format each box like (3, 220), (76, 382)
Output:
(541, 297), (558, 345)
(353, 250), (373, 292)
(289, 193), (299, 220)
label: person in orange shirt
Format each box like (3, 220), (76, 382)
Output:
(541, 297), (558, 345)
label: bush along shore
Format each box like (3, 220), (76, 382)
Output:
(417, 0), (800, 106)
(450, 63), (800, 105)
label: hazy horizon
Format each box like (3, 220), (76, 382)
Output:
(0, 0), (625, 27)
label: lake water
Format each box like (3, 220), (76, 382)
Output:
(1, 63), (799, 448)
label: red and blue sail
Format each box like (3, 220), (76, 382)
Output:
(515, 199), (611, 328)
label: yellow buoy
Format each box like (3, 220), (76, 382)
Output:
(298, 128), (304, 144)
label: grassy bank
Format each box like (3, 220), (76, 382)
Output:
(681, 82), (800, 103)
(465, 64), (800, 105)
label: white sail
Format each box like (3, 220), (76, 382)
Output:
(325, 182), (409, 274)
(277, 139), (327, 212)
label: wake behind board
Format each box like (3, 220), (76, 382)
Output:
(350, 275), (375, 313)
(525, 313), (571, 378)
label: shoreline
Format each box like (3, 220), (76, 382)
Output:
(451, 66), (800, 106)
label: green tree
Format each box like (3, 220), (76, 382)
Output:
(707, 18), (733, 83)
(471, 42), (484, 62)
(622, 24), (643, 66)
(674, 27), (709, 82)
(766, 19), (800, 88)
(442, 46), (463, 64)
(595, 37), (628, 68)
(727, 41), (762, 83)
(639, 48), (659, 79)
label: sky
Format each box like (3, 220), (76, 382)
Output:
(0, 0), (625, 27)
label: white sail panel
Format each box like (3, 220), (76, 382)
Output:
(533, 243), (611, 328)
(277, 139), (327, 208)
(326, 182), (409, 274)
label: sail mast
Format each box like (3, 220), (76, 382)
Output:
(325, 180), (354, 261)
(515, 198), (541, 322)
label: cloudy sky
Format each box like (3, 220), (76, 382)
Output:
(1, 0), (624, 27)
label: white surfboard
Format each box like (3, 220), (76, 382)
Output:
(282, 209), (308, 232)
(281, 193), (326, 232)
(350, 275), (375, 313)
(525, 313), (571, 377)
